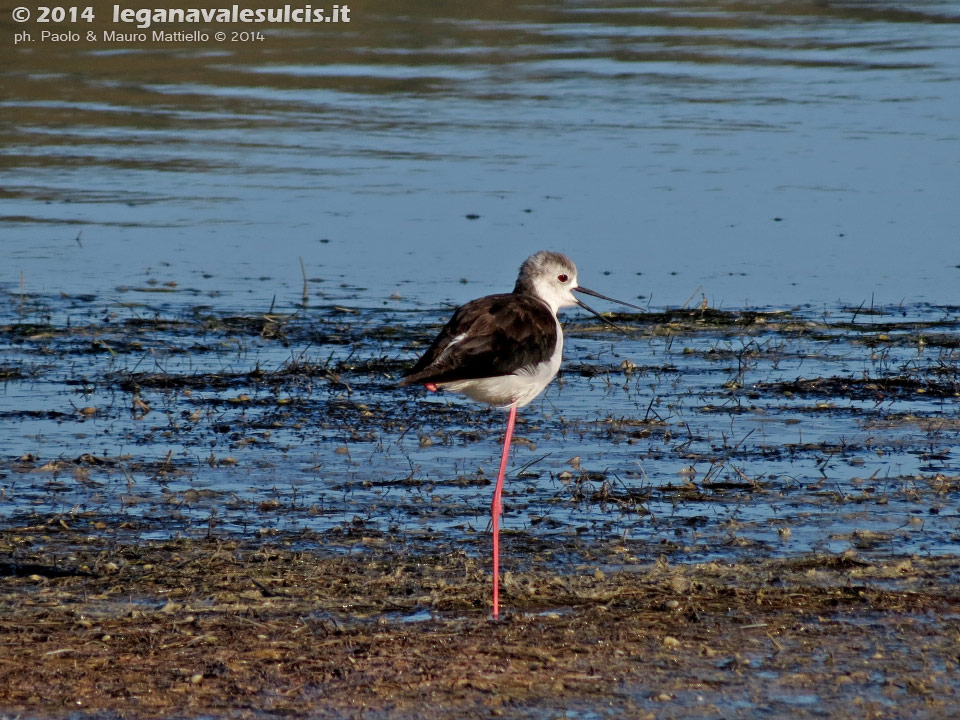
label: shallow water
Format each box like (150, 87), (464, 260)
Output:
(1, 0), (959, 620)
(3, 1), (960, 313)
(2, 298), (958, 568)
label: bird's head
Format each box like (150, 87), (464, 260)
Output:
(514, 250), (645, 325)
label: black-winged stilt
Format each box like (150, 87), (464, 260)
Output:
(400, 250), (642, 619)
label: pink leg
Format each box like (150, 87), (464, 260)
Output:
(491, 405), (517, 620)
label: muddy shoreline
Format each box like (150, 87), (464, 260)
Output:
(2, 529), (958, 719)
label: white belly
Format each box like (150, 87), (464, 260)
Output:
(440, 319), (563, 409)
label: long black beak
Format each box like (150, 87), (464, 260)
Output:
(573, 286), (644, 332)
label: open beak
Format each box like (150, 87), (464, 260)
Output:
(572, 286), (644, 333)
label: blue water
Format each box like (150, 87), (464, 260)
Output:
(3, 1), (959, 314)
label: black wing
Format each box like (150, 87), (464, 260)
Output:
(399, 293), (557, 386)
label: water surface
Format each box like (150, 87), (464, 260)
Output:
(3, 0), (959, 312)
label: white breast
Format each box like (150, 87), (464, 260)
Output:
(441, 316), (563, 409)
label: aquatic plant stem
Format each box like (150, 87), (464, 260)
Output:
(491, 404), (516, 620)
(300, 257), (309, 306)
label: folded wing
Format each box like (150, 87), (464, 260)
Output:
(400, 293), (557, 386)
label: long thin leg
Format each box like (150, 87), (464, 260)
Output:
(491, 404), (517, 620)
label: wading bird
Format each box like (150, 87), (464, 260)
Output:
(400, 251), (641, 619)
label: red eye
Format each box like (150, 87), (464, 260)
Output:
(557, 274), (569, 283)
